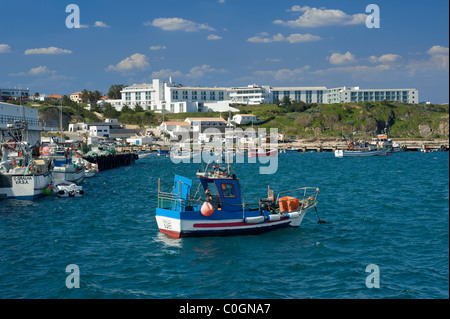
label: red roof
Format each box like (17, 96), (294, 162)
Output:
(47, 94), (63, 99)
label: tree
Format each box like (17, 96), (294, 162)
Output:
(134, 102), (143, 112)
(108, 84), (125, 99)
(102, 102), (119, 118)
(35, 92), (40, 97)
(282, 96), (291, 106)
(273, 98), (280, 106)
(81, 89), (90, 105)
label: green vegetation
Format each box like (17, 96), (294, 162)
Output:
(237, 101), (449, 139)
(17, 98), (449, 139)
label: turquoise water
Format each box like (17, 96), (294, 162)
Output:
(1, 152), (448, 299)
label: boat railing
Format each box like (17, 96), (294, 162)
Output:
(276, 187), (320, 208)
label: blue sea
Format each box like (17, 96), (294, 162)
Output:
(1, 151), (448, 299)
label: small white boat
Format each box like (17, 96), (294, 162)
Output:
(84, 161), (99, 177)
(248, 148), (278, 157)
(51, 181), (84, 197)
(335, 140), (388, 157)
(137, 151), (152, 159)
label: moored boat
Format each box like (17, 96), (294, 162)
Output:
(51, 180), (84, 197)
(335, 140), (388, 157)
(1, 122), (53, 200)
(248, 148), (277, 157)
(155, 162), (319, 238)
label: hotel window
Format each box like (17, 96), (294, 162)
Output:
(135, 92), (141, 101)
(179, 103), (184, 112)
(210, 92), (216, 100)
(306, 90), (312, 103)
(219, 92), (224, 100)
(172, 90), (179, 100)
(201, 91), (207, 100)
(145, 91), (151, 100)
(182, 91), (188, 99)
(294, 91), (301, 101)
(273, 91), (279, 100)
(125, 92), (131, 101)
(170, 104), (175, 112)
(283, 91), (290, 98)
(192, 91), (197, 100)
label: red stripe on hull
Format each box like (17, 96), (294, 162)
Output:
(193, 217), (289, 228)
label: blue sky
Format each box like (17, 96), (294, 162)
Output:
(0, 0), (448, 103)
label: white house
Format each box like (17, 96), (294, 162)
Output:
(126, 135), (152, 145)
(232, 114), (258, 125)
(89, 125), (110, 138)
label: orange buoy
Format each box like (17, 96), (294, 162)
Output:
(201, 202), (214, 217)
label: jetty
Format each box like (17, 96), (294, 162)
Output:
(278, 138), (449, 152)
(110, 139), (449, 154)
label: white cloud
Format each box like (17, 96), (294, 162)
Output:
(427, 45), (449, 56)
(0, 44), (11, 53)
(274, 6), (367, 28)
(9, 66), (56, 77)
(145, 17), (215, 32)
(427, 45), (449, 70)
(94, 21), (110, 28)
(369, 54), (402, 63)
(247, 32), (321, 43)
(218, 0), (226, 3)
(149, 45), (167, 51)
(207, 34), (222, 40)
(253, 66), (311, 82)
(151, 69), (183, 79)
(186, 64), (227, 78)
(106, 53), (149, 72)
(406, 45), (449, 75)
(328, 51), (356, 65)
(24, 47), (72, 55)
(286, 33), (322, 43)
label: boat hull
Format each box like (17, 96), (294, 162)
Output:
(0, 171), (52, 200)
(248, 149), (278, 157)
(335, 148), (387, 157)
(155, 206), (313, 238)
(53, 167), (85, 184)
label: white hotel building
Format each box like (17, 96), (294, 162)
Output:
(105, 78), (418, 113)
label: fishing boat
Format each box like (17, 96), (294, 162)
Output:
(370, 134), (402, 153)
(40, 145), (86, 184)
(155, 162), (319, 238)
(335, 140), (388, 157)
(51, 180), (84, 197)
(84, 161), (99, 177)
(248, 148), (277, 157)
(136, 150), (153, 159)
(0, 121), (53, 200)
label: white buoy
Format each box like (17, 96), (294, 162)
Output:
(244, 216), (265, 224)
(267, 214), (281, 221)
(287, 212), (300, 219)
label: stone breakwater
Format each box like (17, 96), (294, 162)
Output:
(83, 152), (138, 171)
